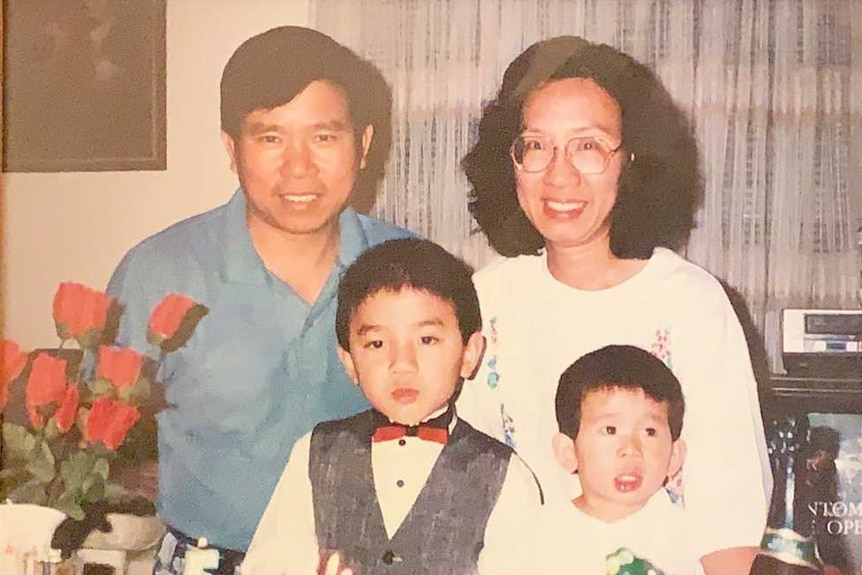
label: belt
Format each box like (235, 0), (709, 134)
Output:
(166, 526), (245, 575)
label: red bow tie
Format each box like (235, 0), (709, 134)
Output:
(372, 425), (448, 445)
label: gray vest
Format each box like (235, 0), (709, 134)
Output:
(308, 410), (512, 575)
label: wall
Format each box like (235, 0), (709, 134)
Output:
(2, 0), (311, 349)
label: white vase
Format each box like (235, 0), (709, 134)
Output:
(0, 503), (67, 575)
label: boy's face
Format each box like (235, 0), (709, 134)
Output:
(552, 387), (685, 522)
(337, 287), (484, 426)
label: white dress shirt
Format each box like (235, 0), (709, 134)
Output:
(241, 416), (542, 575)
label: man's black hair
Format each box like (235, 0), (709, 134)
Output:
(220, 26), (392, 210)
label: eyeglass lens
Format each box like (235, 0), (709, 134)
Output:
(511, 136), (614, 174)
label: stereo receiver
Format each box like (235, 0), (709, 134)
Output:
(781, 309), (862, 377)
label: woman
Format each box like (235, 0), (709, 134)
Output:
(457, 36), (771, 574)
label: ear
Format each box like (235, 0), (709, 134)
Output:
(459, 333), (485, 380)
(358, 124), (374, 170)
(336, 345), (359, 385)
(667, 438), (686, 479)
(552, 432), (578, 474)
(221, 131), (238, 174)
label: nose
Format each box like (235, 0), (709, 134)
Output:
(281, 138), (317, 178)
(389, 341), (418, 373)
(543, 145), (582, 187)
(617, 433), (643, 458)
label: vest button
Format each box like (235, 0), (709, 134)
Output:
(382, 550), (396, 564)
(398, 439), (406, 446)
(396, 479), (404, 488)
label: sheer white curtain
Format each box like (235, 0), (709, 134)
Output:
(313, 0), (862, 370)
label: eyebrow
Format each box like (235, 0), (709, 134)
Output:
(353, 317), (447, 337)
(522, 124), (618, 138)
(243, 120), (353, 135)
(588, 412), (668, 424)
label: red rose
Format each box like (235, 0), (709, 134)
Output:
(54, 384), (80, 432)
(25, 353), (69, 428)
(148, 293), (197, 343)
(1, 340), (28, 411)
(97, 346), (144, 389)
(53, 282), (114, 346)
(84, 397), (141, 450)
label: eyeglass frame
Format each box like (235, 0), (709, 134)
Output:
(509, 134), (630, 175)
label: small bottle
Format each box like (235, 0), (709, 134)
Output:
(749, 416), (822, 575)
(183, 537), (220, 575)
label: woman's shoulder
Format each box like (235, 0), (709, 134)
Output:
(649, 248), (727, 296)
(473, 253), (545, 286)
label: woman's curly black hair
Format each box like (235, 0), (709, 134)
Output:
(463, 36), (703, 258)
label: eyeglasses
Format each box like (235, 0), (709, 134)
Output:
(510, 134), (624, 174)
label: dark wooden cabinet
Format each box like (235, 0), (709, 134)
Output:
(766, 374), (862, 414)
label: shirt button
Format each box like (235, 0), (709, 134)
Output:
(398, 439), (406, 446)
(382, 550), (395, 564)
(396, 479), (404, 488)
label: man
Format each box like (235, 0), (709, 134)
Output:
(107, 26), (412, 575)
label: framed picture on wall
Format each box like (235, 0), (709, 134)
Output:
(2, 0), (166, 172)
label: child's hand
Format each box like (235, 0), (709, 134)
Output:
(319, 552), (353, 575)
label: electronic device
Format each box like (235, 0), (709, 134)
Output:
(782, 308), (862, 377)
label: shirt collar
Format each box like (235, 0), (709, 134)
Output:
(221, 189), (371, 284)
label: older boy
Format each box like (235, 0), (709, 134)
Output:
(534, 345), (699, 575)
(241, 238), (542, 575)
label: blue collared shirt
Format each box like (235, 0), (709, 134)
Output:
(107, 190), (412, 550)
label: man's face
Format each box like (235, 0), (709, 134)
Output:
(222, 80), (373, 241)
(337, 288), (483, 426)
(554, 387), (684, 522)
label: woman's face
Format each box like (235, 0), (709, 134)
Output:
(515, 78), (625, 254)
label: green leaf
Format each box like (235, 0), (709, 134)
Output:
(54, 490), (85, 521)
(44, 418), (61, 441)
(93, 458), (110, 480)
(2, 423), (37, 461)
(89, 378), (118, 398)
(80, 472), (106, 504)
(59, 451), (99, 492)
(119, 376), (152, 404)
(8, 481), (49, 505)
(26, 441), (57, 483)
(103, 482), (131, 501)
(0, 467), (28, 480)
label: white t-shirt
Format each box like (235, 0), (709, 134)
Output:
(457, 248), (771, 560)
(530, 491), (701, 575)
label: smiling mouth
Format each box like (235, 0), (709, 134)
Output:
(279, 194), (316, 204)
(545, 200), (585, 214)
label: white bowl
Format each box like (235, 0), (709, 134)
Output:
(81, 514), (166, 552)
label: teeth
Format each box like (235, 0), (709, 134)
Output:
(281, 194), (315, 203)
(546, 200), (584, 212)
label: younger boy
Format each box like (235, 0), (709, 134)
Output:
(533, 345), (699, 575)
(241, 238), (542, 575)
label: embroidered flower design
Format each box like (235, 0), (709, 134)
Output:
(664, 468), (685, 506)
(650, 328), (673, 370)
(501, 404), (516, 448)
(485, 317), (501, 389)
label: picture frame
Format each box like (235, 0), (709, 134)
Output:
(2, 0), (166, 172)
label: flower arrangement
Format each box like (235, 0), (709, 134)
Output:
(0, 283), (206, 520)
